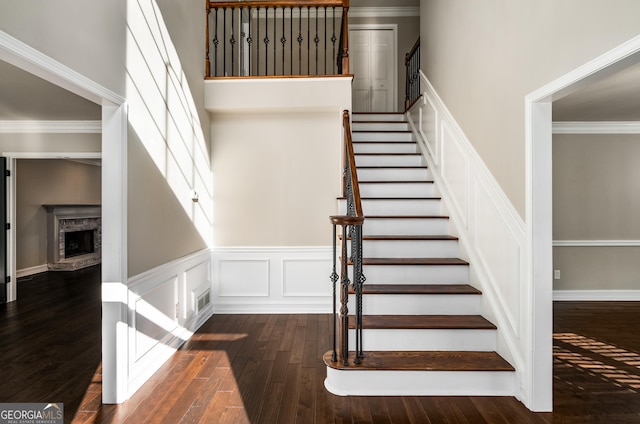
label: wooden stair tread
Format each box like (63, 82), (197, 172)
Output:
(352, 120), (407, 124)
(349, 314), (496, 330)
(362, 257), (468, 266)
(355, 153), (420, 156)
(353, 130), (412, 133)
(363, 235), (458, 241)
(323, 350), (514, 372)
(357, 165), (427, 169)
(359, 180), (434, 184)
(353, 141), (415, 144)
(351, 284), (481, 295)
(361, 197), (441, 200)
(365, 215), (449, 219)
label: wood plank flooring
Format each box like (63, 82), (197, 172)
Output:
(3, 267), (640, 423)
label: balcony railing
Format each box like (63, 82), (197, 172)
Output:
(206, 0), (350, 78)
(404, 37), (420, 110)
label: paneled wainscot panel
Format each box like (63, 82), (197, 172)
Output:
(213, 247), (333, 313)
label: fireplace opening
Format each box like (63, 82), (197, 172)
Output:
(65, 230), (95, 258)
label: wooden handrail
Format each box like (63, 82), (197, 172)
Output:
(404, 36), (420, 66)
(343, 110), (362, 217)
(404, 37), (420, 111)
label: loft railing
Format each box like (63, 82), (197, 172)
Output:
(330, 110), (365, 366)
(206, 0), (350, 78)
(404, 37), (421, 110)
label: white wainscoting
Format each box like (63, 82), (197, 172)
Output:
(212, 246), (333, 313)
(126, 249), (212, 396)
(407, 72), (526, 398)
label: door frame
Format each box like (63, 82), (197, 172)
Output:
(525, 34), (640, 411)
(349, 24), (398, 112)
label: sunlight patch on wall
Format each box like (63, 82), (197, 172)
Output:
(126, 0), (213, 244)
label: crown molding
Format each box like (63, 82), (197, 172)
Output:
(0, 120), (102, 133)
(349, 7), (420, 18)
(552, 121), (640, 134)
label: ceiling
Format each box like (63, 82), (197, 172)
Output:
(552, 61), (640, 122)
(0, 60), (101, 121)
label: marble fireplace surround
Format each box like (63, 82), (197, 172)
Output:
(44, 204), (101, 271)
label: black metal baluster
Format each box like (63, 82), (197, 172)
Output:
(331, 7), (336, 75)
(239, 7), (244, 76)
(324, 7), (327, 75)
(273, 6), (277, 76)
(213, 8), (219, 76)
(290, 6), (293, 75)
(307, 7), (310, 75)
(340, 222), (350, 366)
(230, 7), (236, 76)
(314, 7), (319, 75)
(330, 223), (339, 362)
(257, 7), (260, 76)
(281, 6), (286, 76)
(247, 7), (253, 76)
(264, 7), (269, 76)
(223, 8), (226, 76)
(297, 7), (302, 74)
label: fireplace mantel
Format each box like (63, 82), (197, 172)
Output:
(44, 204), (102, 271)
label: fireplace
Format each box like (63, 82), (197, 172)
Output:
(44, 204), (101, 271)
(65, 230), (95, 258)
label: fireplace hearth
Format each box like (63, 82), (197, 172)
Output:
(44, 204), (101, 271)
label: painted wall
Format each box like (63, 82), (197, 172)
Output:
(0, 132), (101, 153)
(125, 0), (213, 277)
(553, 133), (640, 291)
(420, 0), (640, 218)
(16, 159), (101, 270)
(211, 110), (341, 247)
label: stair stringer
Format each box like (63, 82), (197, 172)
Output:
(406, 85), (528, 403)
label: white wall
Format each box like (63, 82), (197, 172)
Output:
(420, 0), (640, 218)
(206, 77), (351, 312)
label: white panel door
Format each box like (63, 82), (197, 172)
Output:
(350, 28), (396, 113)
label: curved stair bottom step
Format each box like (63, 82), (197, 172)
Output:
(323, 351), (516, 397)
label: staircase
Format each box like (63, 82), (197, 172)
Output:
(324, 112), (516, 396)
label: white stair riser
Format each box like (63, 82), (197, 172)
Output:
(356, 264), (469, 284)
(359, 183), (435, 198)
(347, 328), (496, 351)
(352, 132), (415, 142)
(357, 168), (431, 182)
(355, 155), (424, 167)
(325, 369), (515, 397)
(348, 239), (459, 258)
(347, 294), (481, 315)
(364, 218), (450, 235)
(352, 122), (410, 131)
(353, 114), (405, 122)
(353, 143), (418, 154)
(339, 198), (441, 215)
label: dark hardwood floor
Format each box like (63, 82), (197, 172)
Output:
(3, 267), (640, 423)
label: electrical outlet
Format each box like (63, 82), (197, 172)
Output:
(554, 270), (561, 280)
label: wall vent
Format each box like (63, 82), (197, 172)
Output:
(196, 289), (211, 314)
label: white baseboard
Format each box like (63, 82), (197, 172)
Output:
(212, 246), (333, 314)
(16, 264), (48, 278)
(553, 290), (640, 301)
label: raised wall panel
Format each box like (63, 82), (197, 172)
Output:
(441, 122), (469, 228)
(184, 259), (212, 321)
(283, 258), (332, 297)
(218, 259), (269, 297)
(133, 277), (177, 362)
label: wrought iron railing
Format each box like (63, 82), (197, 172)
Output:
(404, 37), (421, 110)
(330, 110), (365, 366)
(206, 0), (350, 78)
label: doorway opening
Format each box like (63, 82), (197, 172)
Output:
(349, 25), (398, 113)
